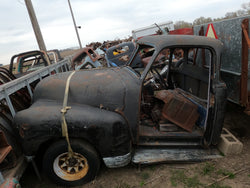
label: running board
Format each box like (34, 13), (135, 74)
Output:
(132, 148), (222, 164)
(138, 140), (201, 147)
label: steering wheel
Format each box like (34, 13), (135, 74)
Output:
(150, 67), (168, 89)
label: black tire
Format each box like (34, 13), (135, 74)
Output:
(43, 139), (100, 187)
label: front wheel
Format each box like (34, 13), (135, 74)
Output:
(43, 139), (100, 186)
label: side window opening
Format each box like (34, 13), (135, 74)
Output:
(112, 45), (129, 56)
(129, 45), (155, 74)
(139, 46), (213, 136)
(137, 45), (155, 68)
(88, 49), (96, 59)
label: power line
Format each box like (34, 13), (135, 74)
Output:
(17, 0), (25, 5)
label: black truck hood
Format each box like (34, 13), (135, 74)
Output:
(34, 67), (139, 111)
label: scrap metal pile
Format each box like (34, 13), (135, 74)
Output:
(72, 37), (136, 70)
(86, 36), (133, 51)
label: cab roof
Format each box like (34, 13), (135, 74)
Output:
(137, 35), (223, 53)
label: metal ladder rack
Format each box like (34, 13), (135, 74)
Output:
(0, 57), (71, 117)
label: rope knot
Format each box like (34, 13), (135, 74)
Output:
(61, 106), (71, 113)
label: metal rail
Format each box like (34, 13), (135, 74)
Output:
(0, 57), (71, 117)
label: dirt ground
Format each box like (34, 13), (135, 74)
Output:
(20, 102), (250, 188)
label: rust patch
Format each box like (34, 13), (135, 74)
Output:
(240, 18), (250, 108)
(19, 123), (30, 138)
(95, 72), (108, 76)
(19, 128), (24, 138)
(115, 107), (125, 116)
(21, 123), (30, 130)
(0, 131), (12, 163)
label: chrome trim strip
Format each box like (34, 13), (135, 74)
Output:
(103, 152), (131, 168)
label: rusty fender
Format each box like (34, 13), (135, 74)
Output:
(13, 100), (131, 159)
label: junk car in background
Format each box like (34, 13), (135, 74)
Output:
(105, 42), (142, 68)
(71, 47), (107, 70)
(13, 35), (227, 186)
(47, 49), (63, 64)
(8, 50), (64, 78)
(9, 51), (51, 77)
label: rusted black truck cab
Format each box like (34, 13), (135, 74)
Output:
(13, 35), (227, 186)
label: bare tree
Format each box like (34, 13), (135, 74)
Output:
(224, 12), (237, 19)
(237, 9), (246, 16)
(241, 2), (250, 14)
(223, 3), (249, 19)
(193, 3), (250, 25)
(174, 21), (192, 29)
(193, 17), (212, 26)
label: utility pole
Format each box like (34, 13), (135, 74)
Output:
(68, 0), (82, 49)
(24, 0), (47, 52)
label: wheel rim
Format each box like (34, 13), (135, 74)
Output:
(53, 152), (89, 181)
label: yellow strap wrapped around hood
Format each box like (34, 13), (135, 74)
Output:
(61, 71), (76, 157)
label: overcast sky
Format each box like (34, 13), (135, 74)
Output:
(0, 0), (249, 65)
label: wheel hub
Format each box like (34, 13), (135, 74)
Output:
(53, 152), (89, 181)
(68, 157), (77, 167)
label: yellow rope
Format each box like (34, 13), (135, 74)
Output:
(61, 71), (76, 158)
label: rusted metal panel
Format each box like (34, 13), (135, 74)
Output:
(155, 90), (199, 132)
(71, 47), (106, 70)
(169, 28), (193, 35)
(72, 47), (102, 63)
(241, 18), (250, 110)
(198, 26), (206, 66)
